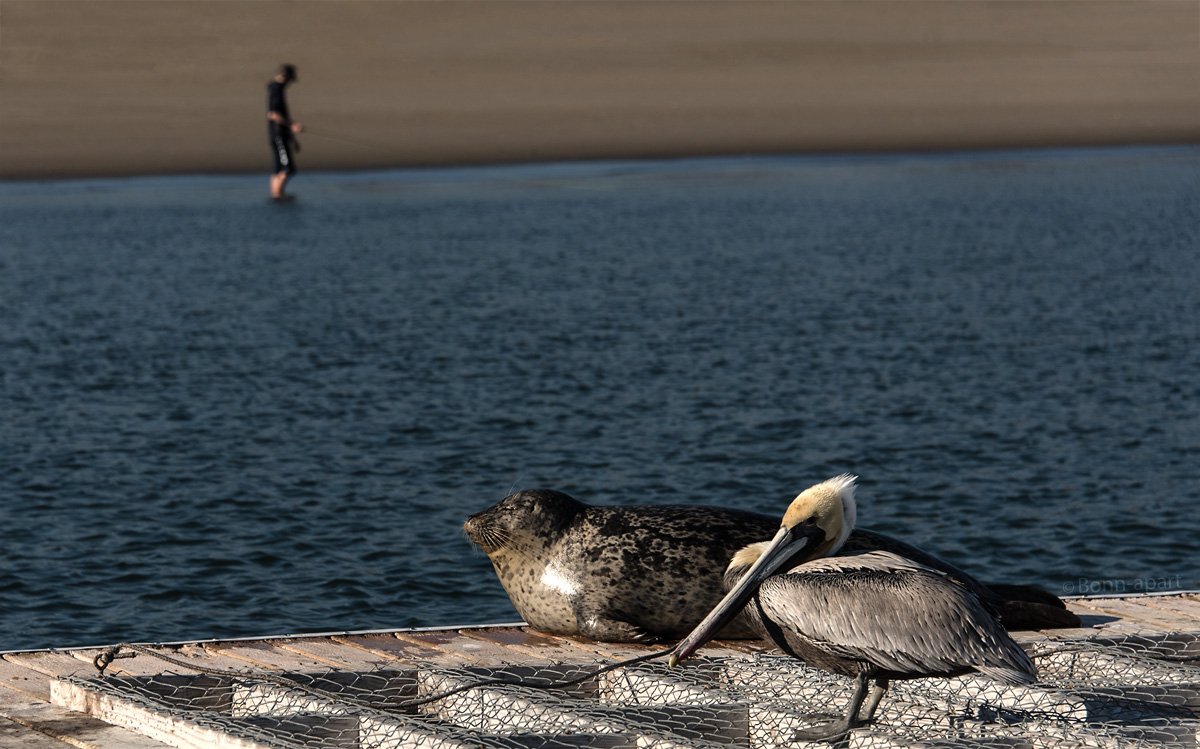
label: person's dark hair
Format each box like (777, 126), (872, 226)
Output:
(279, 64), (297, 82)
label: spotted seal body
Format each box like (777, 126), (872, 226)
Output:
(465, 489), (1079, 643)
(464, 489), (777, 642)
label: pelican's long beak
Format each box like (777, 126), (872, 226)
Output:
(669, 522), (820, 667)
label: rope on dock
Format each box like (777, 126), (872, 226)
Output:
(92, 642), (675, 710)
(94, 643), (355, 707)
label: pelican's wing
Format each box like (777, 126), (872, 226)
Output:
(756, 551), (1036, 684)
(843, 529), (1003, 611)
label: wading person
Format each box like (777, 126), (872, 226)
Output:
(267, 64), (304, 200)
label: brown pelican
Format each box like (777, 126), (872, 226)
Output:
(669, 475), (1038, 741)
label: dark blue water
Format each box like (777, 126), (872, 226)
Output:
(2, 149), (1198, 652)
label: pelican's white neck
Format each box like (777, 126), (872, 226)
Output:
(825, 473), (857, 553)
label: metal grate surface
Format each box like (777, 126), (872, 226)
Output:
(52, 633), (1200, 749)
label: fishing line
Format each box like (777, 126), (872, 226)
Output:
(302, 125), (408, 156)
(92, 642), (674, 711)
(395, 648), (674, 709)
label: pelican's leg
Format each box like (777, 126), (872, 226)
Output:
(792, 673), (869, 742)
(856, 678), (890, 724)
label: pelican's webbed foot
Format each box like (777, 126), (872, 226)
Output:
(791, 718), (855, 743)
(790, 672), (880, 743)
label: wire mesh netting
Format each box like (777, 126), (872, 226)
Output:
(52, 632), (1200, 749)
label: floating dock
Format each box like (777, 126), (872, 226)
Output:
(2, 593), (1198, 749)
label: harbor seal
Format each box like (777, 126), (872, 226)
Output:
(464, 489), (1077, 643)
(464, 489), (776, 642)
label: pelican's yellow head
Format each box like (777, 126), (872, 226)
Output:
(779, 473), (857, 558)
(670, 474), (860, 668)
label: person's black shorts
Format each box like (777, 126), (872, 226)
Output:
(270, 131), (296, 175)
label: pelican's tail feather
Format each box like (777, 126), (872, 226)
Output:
(977, 664), (1037, 686)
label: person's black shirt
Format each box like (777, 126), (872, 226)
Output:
(267, 80), (290, 137)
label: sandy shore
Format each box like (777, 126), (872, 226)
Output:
(2, 0), (1198, 180)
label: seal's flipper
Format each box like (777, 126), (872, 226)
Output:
(575, 610), (658, 644)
